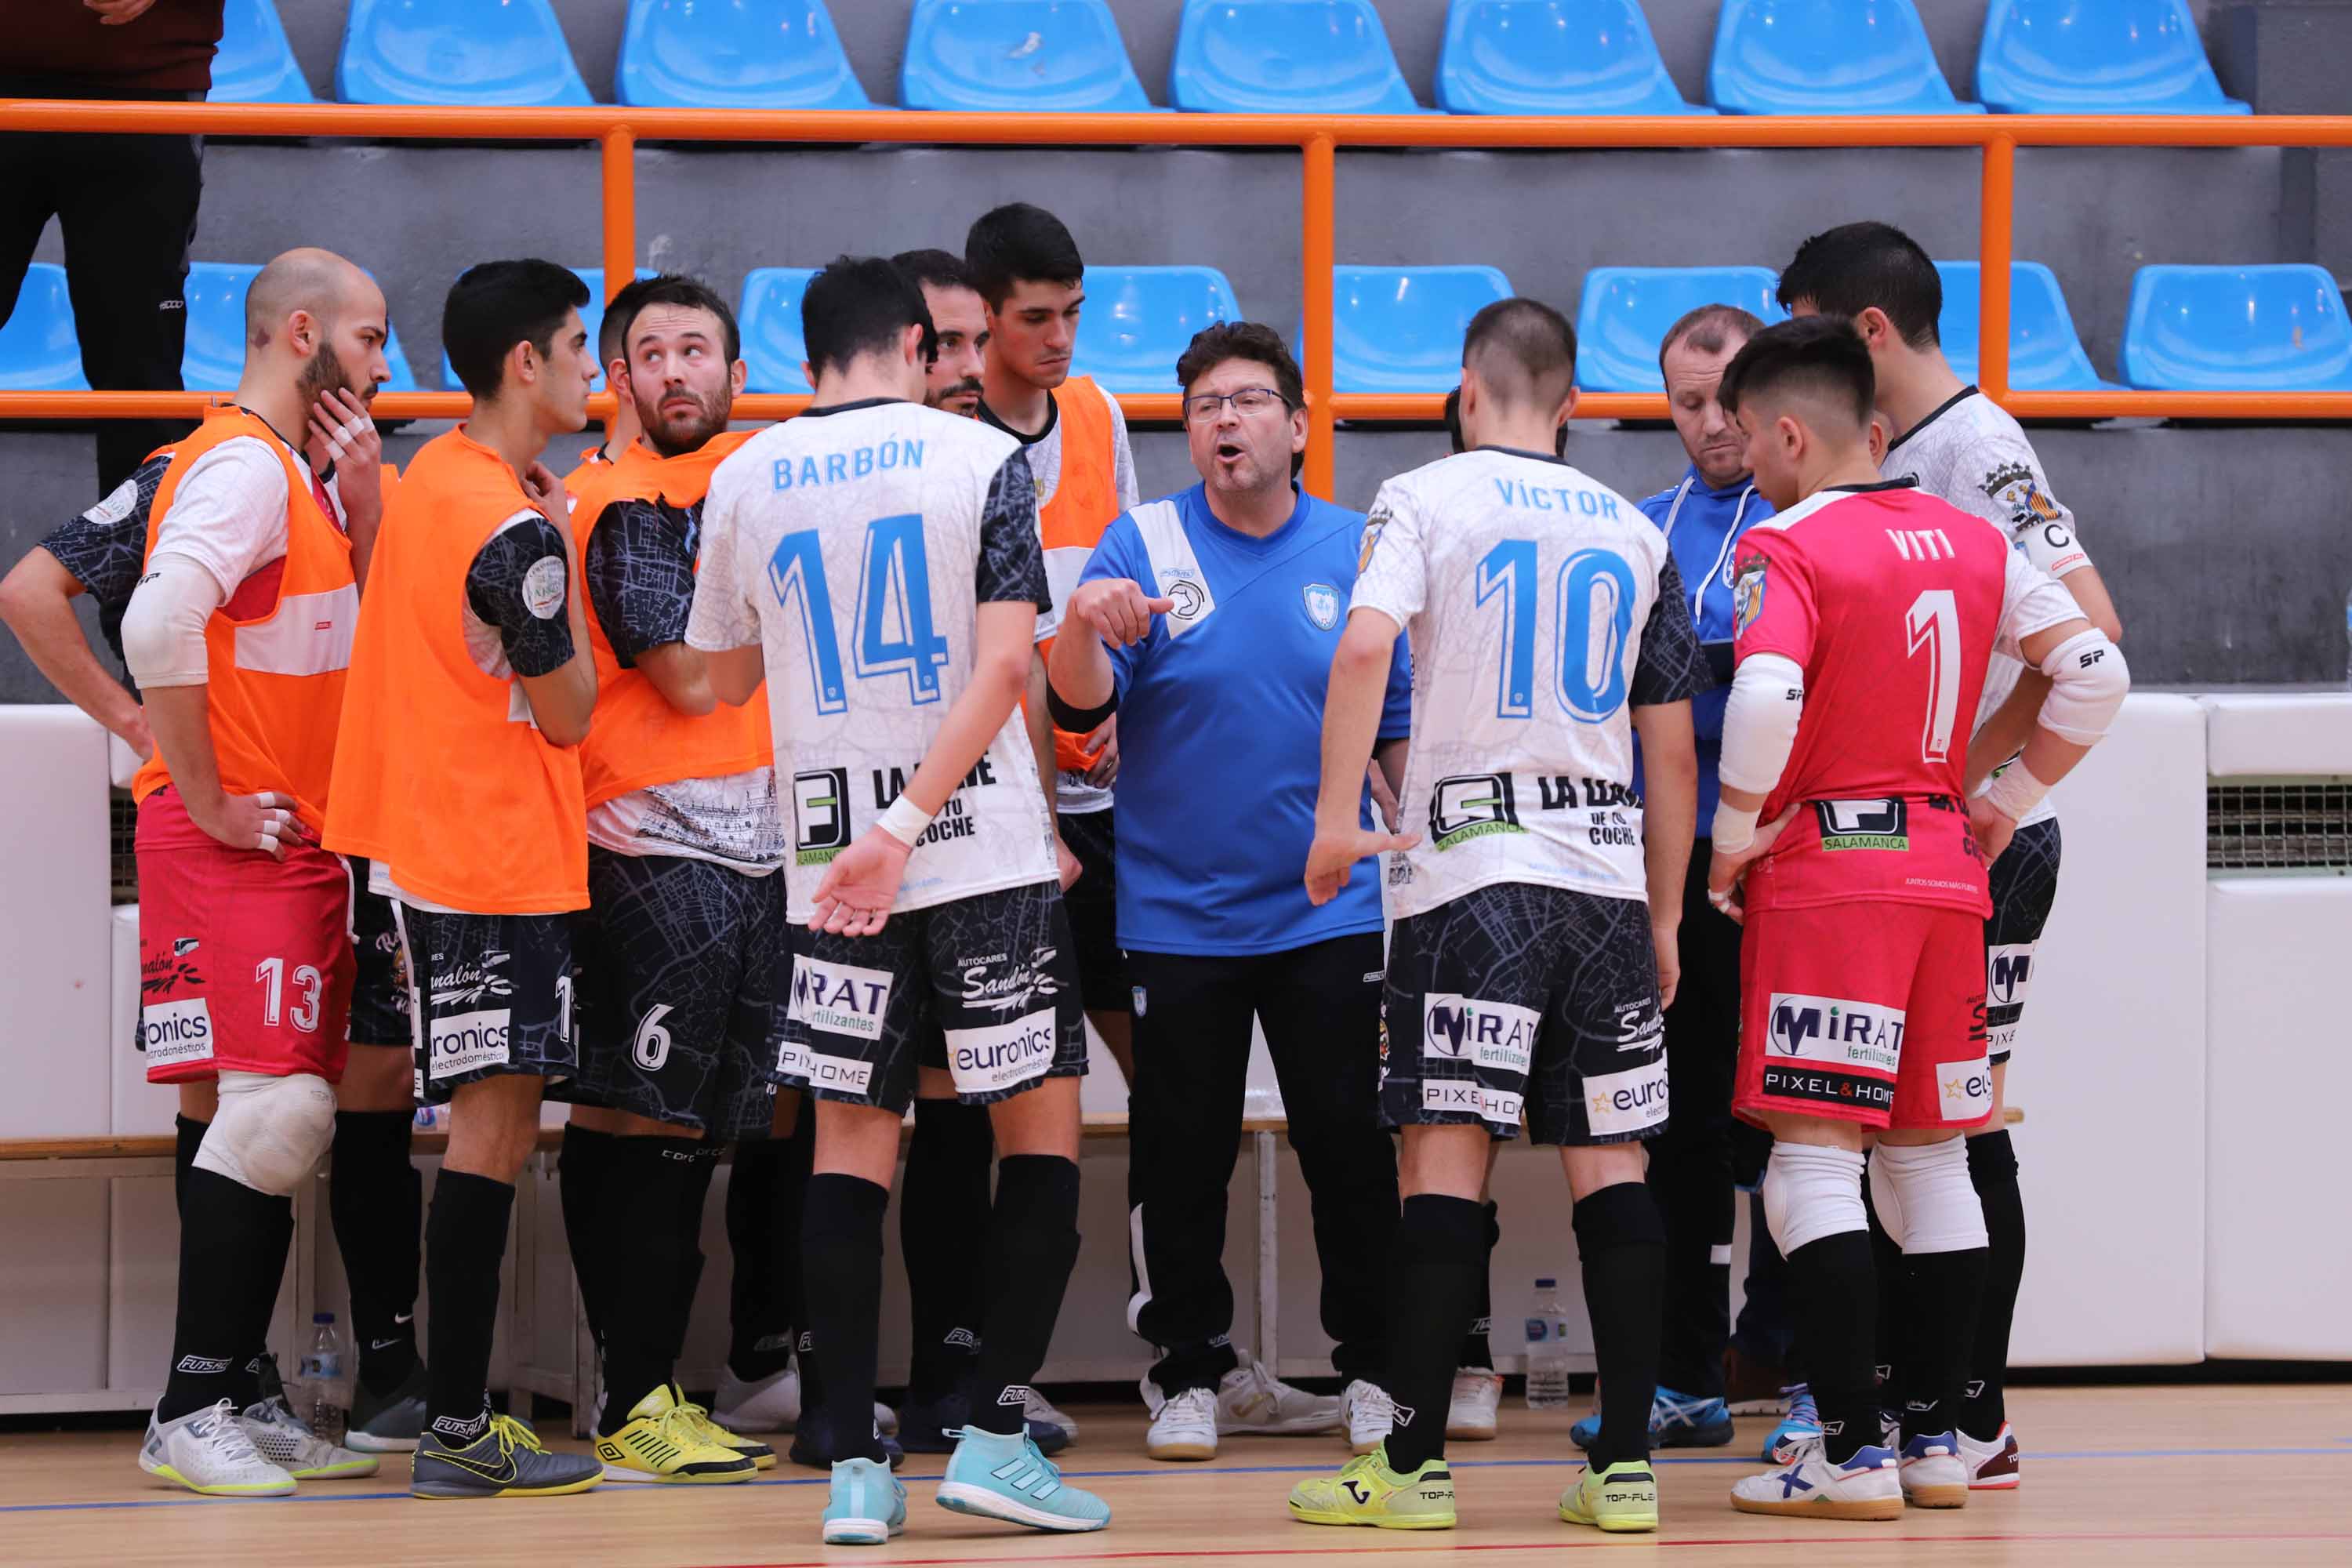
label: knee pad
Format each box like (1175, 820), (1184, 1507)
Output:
(1570, 1179), (1666, 1252)
(1869, 1139), (1987, 1255)
(1762, 1142), (1867, 1258)
(194, 1071), (338, 1196)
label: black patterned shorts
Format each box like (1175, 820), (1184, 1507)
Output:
(345, 858), (412, 1050)
(392, 902), (579, 1105)
(775, 880), (1086, 1115)
(1984, 817), (2061, 1065)
(562, 848), (782, 1138)
(1381, 881), (1669, 1147)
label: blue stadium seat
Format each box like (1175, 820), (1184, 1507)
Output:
(1171, 1), (1426, 114)
(441, 267), (652, 393)
(1437, 0), (1711, 115)
(1709, 0), (1982, 114)
(902, 1), (1157, 112)
(0, 265), (88, 393)
(1319, 266), (1513, 394)
(2121, 265), (2352, 391)
(1976, 0), (2247, 115)
(183, 263), (418, 394)
(1071, 267), (1244, 391)
(337, 0), (592, 107)
(1573, 266), (1784, 393)
(209, 0), (314, 104)
(619, 0), (870, 110)
(1933, 261), (2111, 391)
(739, 268), (822, 395)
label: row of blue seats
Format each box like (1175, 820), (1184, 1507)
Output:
(209, 0), (2249, 119)
(5, 260), (2343, 397)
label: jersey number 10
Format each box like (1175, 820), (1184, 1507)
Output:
(1475, 540), (1635, 725)
(767, 515), (953, 713)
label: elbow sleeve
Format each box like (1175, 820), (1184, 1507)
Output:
(1717, 652), (1805, 794)
(121, 554), (222, 689)
(1047, 681), (1116, 735)
(2035, 630), (2129, 744)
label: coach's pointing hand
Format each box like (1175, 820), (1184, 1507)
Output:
(1069, 578), (1173, 648)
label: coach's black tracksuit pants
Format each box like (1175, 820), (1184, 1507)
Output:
(1125, 931), (1398, 1396)
(0, 90), (201, 494)
(1647, 843), (1744, 1400)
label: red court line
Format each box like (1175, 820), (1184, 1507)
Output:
(702, 1529), (2352, 1567)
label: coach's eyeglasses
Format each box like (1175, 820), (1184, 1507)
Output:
(1182, 387), (1290, 421)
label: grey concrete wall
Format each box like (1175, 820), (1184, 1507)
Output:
(5, 419), (2347, 697)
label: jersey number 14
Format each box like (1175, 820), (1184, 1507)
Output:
(767, 515), (953, 713)
(1475, 540), (1635, 725)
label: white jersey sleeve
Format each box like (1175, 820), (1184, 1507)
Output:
(1348, 479), (1428, 632)
(1992, 546), (2084, 662)
(1102, 381), (1139, 510)
(145, 437), (292, 597)
(685, 474), (760, 653)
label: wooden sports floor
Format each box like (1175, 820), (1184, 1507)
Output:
(5, 1385), (2347, 1566)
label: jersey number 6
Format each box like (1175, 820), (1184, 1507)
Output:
(1475, 540), (1635, 725)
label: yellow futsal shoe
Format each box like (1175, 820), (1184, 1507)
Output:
(1559, 1458), (1661, 1533)
(1287, 1444), (1456, 1530)
(671, 1385), (776, 1470)
(593, 1385), (757, 1484)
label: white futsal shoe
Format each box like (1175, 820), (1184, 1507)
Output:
(1446, 1368), (1504, 1441)
(1341, 1379), (1398, 1455)
(140, 1399), (296, 1497)
(713, 1363), (800, 1433)
(1897, 1430), (1969, 1508)
(1958, 1421), (2022, 1489)
(239, 1394), (379, 1479)
(1214, 1361), (1342, 1437)
(1730, 1438), (1904, 1521)
(1143, 1384), (1220, 1461)
(1022, 1386), (1080, 1443)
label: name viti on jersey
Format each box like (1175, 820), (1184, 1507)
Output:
(1421, 993), (1537, 1076)
(1767, 992), (1904, 1074)
(946, 1008), (1058, 1094)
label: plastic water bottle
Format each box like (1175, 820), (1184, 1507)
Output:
(297, 1312), (347, 1442)
(1523, 1277), (1575, 1409)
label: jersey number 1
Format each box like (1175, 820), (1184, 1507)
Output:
(1475, 541), (1635, 724)
(1905, 589), (1962, 764)
(767, 515), (952, 713)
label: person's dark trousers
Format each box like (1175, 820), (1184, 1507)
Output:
(1732, 1189), (1797, 1374)
(0, 93), (201, 494)
(1645, 844), (1740, 1400)
(1126, 932), (1398, 1395)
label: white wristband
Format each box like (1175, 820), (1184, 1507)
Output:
(877, 793), (935, 848)
(1711, 803), (1760, 855)
(1980, 760), (2050, 824)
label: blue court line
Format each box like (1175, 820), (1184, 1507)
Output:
(5, 1442), (2347, 1515)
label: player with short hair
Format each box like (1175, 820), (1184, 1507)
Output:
(1291, 297), (1707, 1534)
(967, 203), (1139, 1092)
(550, 271), (779, 1486)
(325, 258), (606, 1499)
(878, 244), (1079, 1454)
(576, 277), (651, 466)
(1778, 221), (2125, 1486)
(1706, 317), (2125, 1520)
(117, 247), (390, 1496)
(1048, 321), (1403, 1463)
(688, 254), (1106, 1544)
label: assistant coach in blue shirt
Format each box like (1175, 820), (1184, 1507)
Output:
(1048, 323), (1409, 1461)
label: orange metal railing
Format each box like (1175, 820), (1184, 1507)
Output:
(3, 98), (2350, 496)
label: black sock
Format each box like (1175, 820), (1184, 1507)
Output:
(1962, 1131), (2024, 1439)
(1785, 1230), (1878, 1467)
(172, 1113), (209, 1216)
(423, 1168), (516, 1440)
(971, 1153), (1080, 1435)
(594, 1138), (699, 1432)
(724, 1129), (805, 1381)
(1576, 1181), (1667, 1471)
(161, 1169), (292, 1421)
(331, 1109), (422, 1396)
(1381, 1193), (1486, 1473)
(1454, 1200), (1500, 1368)
(801, 1172), (889, 1462)
(1897, 1244), (1989, 1440)
(558, 1123), (616, 1353)
(902, 1098), (994, 1403)
(1864, 1176), (1906, 1432)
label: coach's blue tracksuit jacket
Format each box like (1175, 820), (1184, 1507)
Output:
(1635, 466), (1772, 826)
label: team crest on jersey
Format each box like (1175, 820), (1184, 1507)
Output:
(1731, 554), (1766, 637)
(1357, 508), (1390, 572)
(1301, 582), (1341, 631)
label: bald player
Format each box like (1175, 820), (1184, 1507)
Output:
(122, 249), (387, 1497)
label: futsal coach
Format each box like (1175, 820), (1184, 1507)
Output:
(1047, 322), (1408, 1464)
